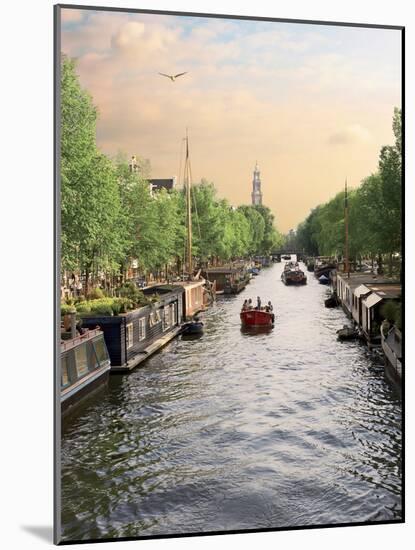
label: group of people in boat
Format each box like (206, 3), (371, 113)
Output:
(241, 296), (274, 313)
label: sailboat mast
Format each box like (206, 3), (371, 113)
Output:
(344, 179), (349, 277)
(185, 131), (193, 275)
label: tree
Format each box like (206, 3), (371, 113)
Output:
(237, 205), (265, 255)
(61, 56), (124, 289)
(252, 205), (283, 253)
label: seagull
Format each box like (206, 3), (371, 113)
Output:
(158, 72), (187, 82)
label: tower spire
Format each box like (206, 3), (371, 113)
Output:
(251, 162), (263, 205)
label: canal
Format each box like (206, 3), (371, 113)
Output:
(61, 260), (402, 541)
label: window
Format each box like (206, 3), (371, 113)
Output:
(93, 337), (108, 364)
(61, 354), (70, 388)
(138, 317), (146, 341)
(149, 310), (161, 327)
(126, 322), (134, 349)
(171, 303), (177, 325)
(163, 307), (171, 331)
(87, 341), (99, 370)
(75, 344), (89, 377)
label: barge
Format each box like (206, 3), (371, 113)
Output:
(281, 262), (307, 285)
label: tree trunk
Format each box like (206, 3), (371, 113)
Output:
(85, 268), (90, 297)
(377, 253), (383, 275)
(388, 252), (393, 277)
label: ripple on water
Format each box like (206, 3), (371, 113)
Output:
(61, 263), (402, 540)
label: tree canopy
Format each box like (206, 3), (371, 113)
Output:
(289, 108), (402, 273)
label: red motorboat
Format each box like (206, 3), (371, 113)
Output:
(240, 309), (274, 327)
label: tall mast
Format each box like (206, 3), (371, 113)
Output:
(185, 130), (193, 275)
(344, 178), (349, 277)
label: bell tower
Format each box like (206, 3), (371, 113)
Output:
(251, 161), (263, 205)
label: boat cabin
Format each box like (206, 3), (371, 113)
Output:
(361, 284), (401, 341)
(81, 285), (185, 372)
(336, 273), (393, 318)
(173, 279), (205, 319)
(61, 328), (111, 414)
(203, 264), (249, 294)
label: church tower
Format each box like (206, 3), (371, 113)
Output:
(251, 161), (263, 205)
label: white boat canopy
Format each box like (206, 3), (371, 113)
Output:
(363, 292), (383, 309)
(354, 284), (371, 298)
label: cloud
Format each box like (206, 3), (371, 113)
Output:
(60, 12), (400, 231)
(111, 20), (180, 61)
(61, 8), (85, 24)
(327, 124), (372, 145)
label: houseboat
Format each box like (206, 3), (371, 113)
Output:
(173, 278), (205, 319)
(360, 285), (401, 345)
(61, 326), (111, 415)
(336, 272), (398, 319)
(203, 264), (249, 294)
(254, 255), (272, 267)
(281, 263), (307, 285)
(314, 259), (337, 279)
(81, 285), (185, 372)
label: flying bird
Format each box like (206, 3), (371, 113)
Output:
(158, 72), (188, 82)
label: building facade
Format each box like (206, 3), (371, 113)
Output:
(129, 155), (176, 195)
(251, 162), (263, 205)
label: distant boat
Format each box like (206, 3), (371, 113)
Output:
(281, 263), (307, 285)
(318, 274), (330, 285)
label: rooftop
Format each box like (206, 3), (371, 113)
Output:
(337, 272), (398, 290)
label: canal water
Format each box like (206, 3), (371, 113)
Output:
(61, 260), (402, 541)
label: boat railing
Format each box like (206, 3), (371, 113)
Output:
(61, 328), (102, 352)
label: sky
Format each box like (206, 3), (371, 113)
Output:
(61, 8), (401, 233)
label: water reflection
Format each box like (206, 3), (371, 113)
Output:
(61, 262), (402, 541)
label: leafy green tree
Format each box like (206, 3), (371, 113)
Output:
(252, 205), (283, 253)
(237, 205), (265, 255)
(61, 56), (124, 289)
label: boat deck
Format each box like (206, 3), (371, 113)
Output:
(110, 326), (183, 372)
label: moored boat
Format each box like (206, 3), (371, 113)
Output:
(204, 264), (249, 294)
(318, 274), (330, 285)
(336, 325), (359, 341)
(181, 316), (204, 335)
(324, 292), (339, 308)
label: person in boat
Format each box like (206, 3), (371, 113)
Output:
(256, 296), (261, 310)
(265, 300), (273, 312)
(241, 299), (248, 311)
(247, 298), (253, 309)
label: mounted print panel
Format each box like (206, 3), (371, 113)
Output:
(54, 4), (403, 545)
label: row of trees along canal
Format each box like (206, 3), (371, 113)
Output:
(61, 55), (284, 295)
(284, 108), (402, 279)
